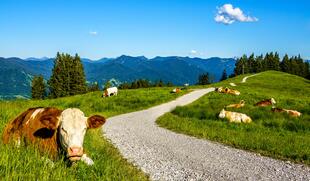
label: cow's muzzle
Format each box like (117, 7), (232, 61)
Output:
(67, 147), (84, 161)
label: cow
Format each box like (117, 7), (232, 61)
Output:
(225, 100), (245, 109)
(219, 109), (252, 123)
(215, 87), (240, 96)
(171, 88), (181, 93)
(271, 108), (302, 117)
(103, 87), (118, 97)
(254, 98), (276, 107)
(2, 107), (106, 165)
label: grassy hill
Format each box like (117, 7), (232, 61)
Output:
(157, 71), (310, 165)
(0, 87), (188, 180)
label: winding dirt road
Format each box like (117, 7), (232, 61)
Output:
(102, 88), (310, 180)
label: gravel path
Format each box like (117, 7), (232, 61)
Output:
(103, 89), (310, 180)
(241, 74), (260, 83)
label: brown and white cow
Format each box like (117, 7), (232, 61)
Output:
(2, 107), (106, 165)
(254, 98), (276, 107)
(215, 87), (240, 96)
(271, 107), (302, 117)
(225, 100), (245, 109)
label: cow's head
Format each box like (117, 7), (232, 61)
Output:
(219, 109), (226, 118)
(57, 108), (106, 162)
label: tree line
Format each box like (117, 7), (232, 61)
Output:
(118, 79), (174, 89)
(234, 52), (310, 79)
(32, 51), (310, 99)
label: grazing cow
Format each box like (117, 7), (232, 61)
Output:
(226, 100), (245, 108)
(104, 87), (118, 97)
(271, 108), (302, 117)
(219, 109), (252, 123)
(216, 87), (240, 96)
(254, 98), (276, 107)
(2, 107), (106, 165)
(171, 88), (181, 93)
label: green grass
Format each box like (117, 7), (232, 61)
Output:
(157, 71), (310, 165)
(0, 87), (188, 180)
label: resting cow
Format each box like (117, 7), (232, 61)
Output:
(254, 98), (276, 107)
(171, 88), (181, 93)
(219, 109), (252, 123)
(225, 100), (245, 108)
(103, 87), (118, 97)
(2, 107), (106, 165)
(216, 87), (240, 95)
(271, 108), (302, 117)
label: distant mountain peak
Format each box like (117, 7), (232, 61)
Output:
(25, 57), (50, 61)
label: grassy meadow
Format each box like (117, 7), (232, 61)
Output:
(0, 87), (188, 180)
(157, 71), (310, 165)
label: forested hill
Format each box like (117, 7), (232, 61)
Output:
(0, 56), (235, 99)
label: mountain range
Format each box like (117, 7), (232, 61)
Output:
(0, 55), (236, 99)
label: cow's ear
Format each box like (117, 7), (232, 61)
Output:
(40, 116), (60, 130)
(87, 115), (106, 129)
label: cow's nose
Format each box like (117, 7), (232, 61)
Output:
(68, 147), (83, 156)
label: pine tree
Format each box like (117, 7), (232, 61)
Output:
(31, 75), (45, 99)
(48, 52), (63, 98)
(248, 53), (255, 73)
(220, 69), (228, 81)
(273, 52), (280, 70)
(70, 54), (86, 94)
(48, 52), (87, 98)
(198, 73), (210, 85)
(253, 54), (263, 73)
(234, 54), (248, 75)
(280, 54), (290, 73)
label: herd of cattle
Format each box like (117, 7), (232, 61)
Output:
(1, 85), (302, 166)
(216, 87), (302, 123)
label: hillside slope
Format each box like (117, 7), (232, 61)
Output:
(157, 71), (310, 165)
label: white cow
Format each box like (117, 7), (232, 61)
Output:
(219, 109), (252, 123)
(104, 87), (118, 97)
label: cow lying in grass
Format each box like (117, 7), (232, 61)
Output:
(225, 100), (245, 109)
(271, 108), (302, 117)
(171, 88), (181, 93)
(254, 98), (276, 107)
(215, 87), (240, 95)
(2, 107), (106, 165)
(219, 109), (252, 123)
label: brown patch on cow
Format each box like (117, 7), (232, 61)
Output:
(87, 115), (106, 129)
(272, 107), (302, 117)
(2, 107), (62, 159)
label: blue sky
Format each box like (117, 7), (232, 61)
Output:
(0, 0), (309, 59)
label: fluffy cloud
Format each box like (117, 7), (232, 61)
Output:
(190, 50), (198, 55)
(89, 31), (98, 36)
(189, 50), (204, 56)
(215, 4), (258, 25)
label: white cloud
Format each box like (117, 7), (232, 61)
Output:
(215, 4), (258, 25)
(89, 31), (98, 36)
(190, 50), (198, 55)
(189, 50), (204, 57)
